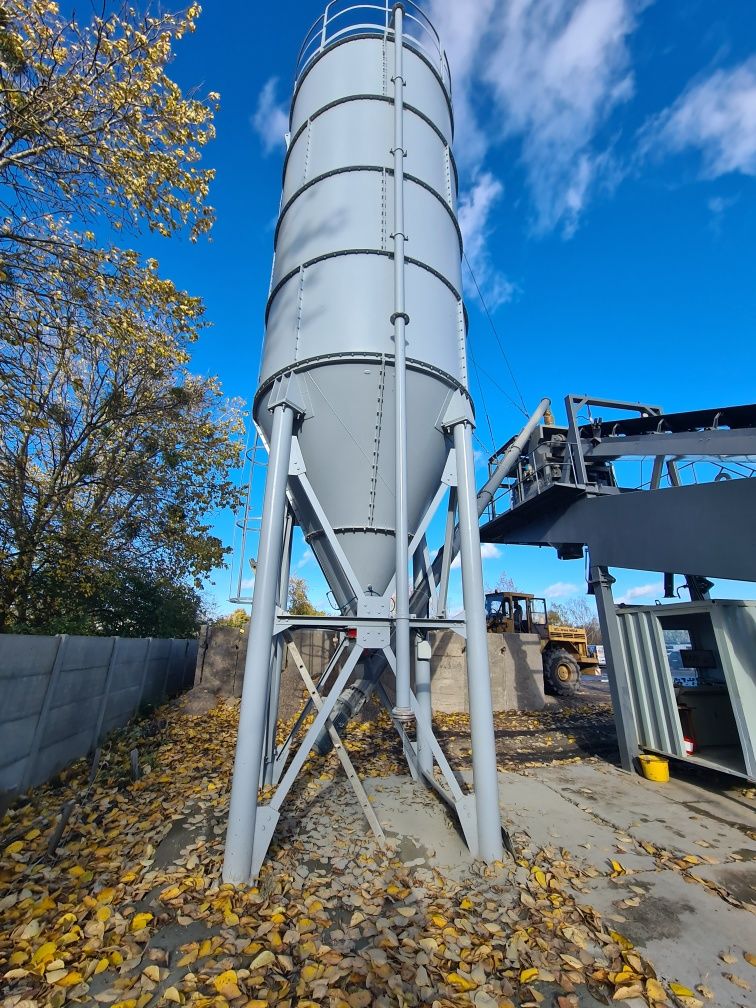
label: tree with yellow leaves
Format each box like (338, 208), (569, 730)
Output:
(0, 2), (243, 633)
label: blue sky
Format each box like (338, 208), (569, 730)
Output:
(141, 1), (756, 616)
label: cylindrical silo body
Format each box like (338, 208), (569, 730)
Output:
(254, 2), (468, 605)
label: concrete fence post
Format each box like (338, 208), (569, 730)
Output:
(160, 640), (174, 701)
(20, 634), (69, 793)
(135, 637), (153, 714)
(90, 636), (120, 752)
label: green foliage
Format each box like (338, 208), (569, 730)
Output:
(0, 1), (244, 634)
(14, 566), (209, 638)
(215, 608), (250, 629)
(288, 576), (323, 616)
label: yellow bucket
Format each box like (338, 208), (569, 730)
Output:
(639, 754), (669, 782)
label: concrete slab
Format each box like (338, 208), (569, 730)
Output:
(362, 775), (473, 874)
(687, 860), (756, 906)
(526, 761), (756, 858)
(487, 770), (658, 874)
(483, 761), (756, 1008)
(579, 869), (756, 1007)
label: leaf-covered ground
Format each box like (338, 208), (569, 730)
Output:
(1, 698), (753, 1008)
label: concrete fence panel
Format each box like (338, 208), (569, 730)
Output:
(0, 632), (197, 796)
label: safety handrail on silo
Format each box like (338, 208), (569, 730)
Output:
(294, 0), (450, 92)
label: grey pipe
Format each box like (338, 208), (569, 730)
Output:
(410, 397), (552, 618)
(476, 397), (551, 518)
(391, 3), (412, 722)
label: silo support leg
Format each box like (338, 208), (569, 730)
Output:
(223, 402), (296, 885)
(452, 419), (504, 863)
(262, 510), (294, 787)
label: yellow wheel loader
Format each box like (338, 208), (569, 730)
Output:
(484, 591), (599, 697)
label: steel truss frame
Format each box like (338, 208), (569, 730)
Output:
(222, 381), (504, 883)
(480, 393), (756, 774)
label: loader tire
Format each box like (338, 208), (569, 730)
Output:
(544, 648), (581, 697)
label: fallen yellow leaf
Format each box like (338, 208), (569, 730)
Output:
(610, 930), (634, 951)
(613, 985), (644, 1001)
(56, 971), (84, 988)
(163, 987), (181, 1003)
(32, 941), (57, 965)
(669, 982), (696, 997)
(249, 950), (275, 971)
(213, 969), (241, 999)
(130, 912), (153, 932)
(646, 978), (667, 1001)
(447, 971), (478, 992)
(532, 867), (548, 889)
(520, 967), (539, 984)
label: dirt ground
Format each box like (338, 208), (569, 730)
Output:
(2, 688), (755, 1008)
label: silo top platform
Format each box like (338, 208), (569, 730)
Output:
(294, 1), (451, 96)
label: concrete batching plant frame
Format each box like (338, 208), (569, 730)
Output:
(223, 2), (509, 883)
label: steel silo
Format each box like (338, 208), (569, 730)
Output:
(255, 1), (464, 602)
(224, 0), (504, 884)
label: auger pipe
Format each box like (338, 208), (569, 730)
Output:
(411, 396), (552, 616)
(476, 397), (551, 519)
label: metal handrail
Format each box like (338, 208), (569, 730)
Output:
(294, 0), (450, 91)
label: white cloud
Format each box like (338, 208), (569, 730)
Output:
(708, 195), (738, 215)
(643, 58), (756, 178)
(240, 576), (255, 590)
(428, 0), (640, 235)
(458, 172), (517, 308)
(616, 581), (663, 604)
(295, 549), (315, 571)
(252, 77), (289, 155)
(451, 542), (501, 569)
(544, 581), (580, 600)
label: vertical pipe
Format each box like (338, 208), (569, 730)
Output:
(391, 3), (412, 721)
(412, 550), (433, 775)
(414, 634), (433, 775)
(223, 403), (295, 884)
(453, 420), (504, 861)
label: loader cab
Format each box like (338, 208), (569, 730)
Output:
(485, 591), (548, 638)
